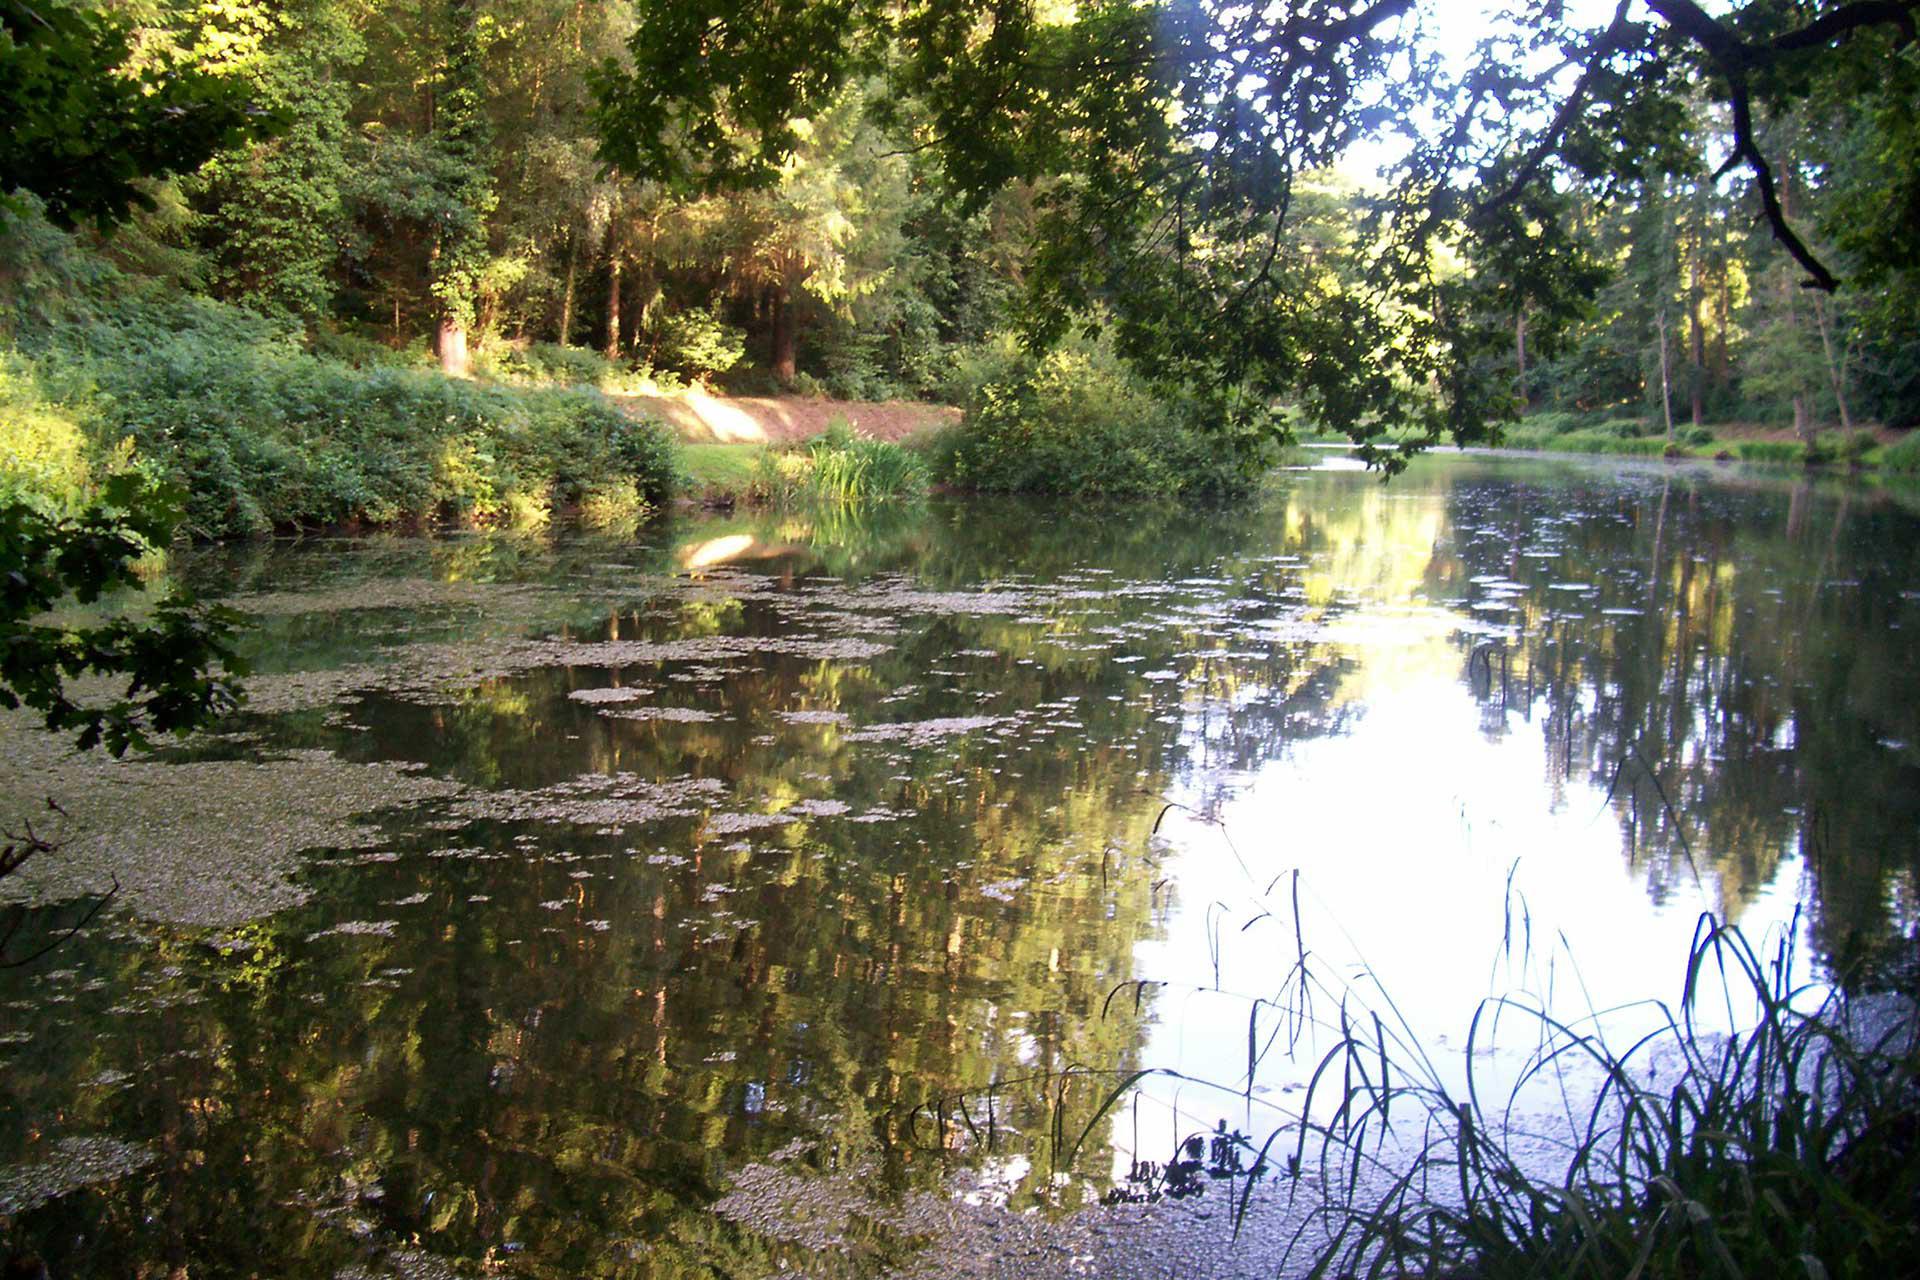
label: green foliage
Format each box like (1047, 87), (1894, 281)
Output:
(1519, 410), (1596, 437)
(86, 335), (680, 534)
(0, 473), (246, 754)
(426, 0), (495, 340)
(1600, 417), (1654, 439)
(1735, 440), (1810, 466)
(932, 335), (1260, 502)
(0, 351), (94, 510)
(4, 229), (679, 535)
(0, 0), (269, 230)
(477, 341), (617, 387)
(188, 0), (363, 319)
(1881, 431), (1920, 474)
(307, 325), (406, 369)
(1299, 918), (1920, 1280)
(752, 419), (927, 505)
(650, 308), (747, 382)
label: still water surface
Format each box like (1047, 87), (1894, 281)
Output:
(1, 455), (1915, 1276)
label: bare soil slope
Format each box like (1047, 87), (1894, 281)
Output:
(611, 391), (958, 444)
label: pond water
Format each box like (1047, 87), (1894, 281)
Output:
(1, 455), (1915, 1277)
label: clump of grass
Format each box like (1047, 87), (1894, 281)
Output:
(753, 419), (928, 506)
(1881, 431), (1920, 474)
(1735, 439), (1809, 466)
(1291, 914), (1919, 1280)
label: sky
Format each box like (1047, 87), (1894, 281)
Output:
(1335, 0), (1637, 187)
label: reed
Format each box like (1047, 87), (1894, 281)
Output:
(1279, 911), (1918, 1279)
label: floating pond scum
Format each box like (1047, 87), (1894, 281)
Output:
(1, 456), (1915, 1277)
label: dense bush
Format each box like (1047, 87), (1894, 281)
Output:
(0, 353), (97, 512)
(1881, 430), (1920, 473)
(931, 334), (1259, 501)
(649, 308), (747, 382)
(7, 270), (679, 535)
(477, 341), (619, 388)
(1516, 410), (1594, 437)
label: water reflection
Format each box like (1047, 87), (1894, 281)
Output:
(0, 457), (1914, 1277)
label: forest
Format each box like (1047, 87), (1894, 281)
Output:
(3, 0), (1918, 547)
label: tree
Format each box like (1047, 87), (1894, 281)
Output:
(187, 0), (364, 320)
(428, 0), (496, 376)
(0, 0), (269, 229)
(0, 3), (254, 770)
(594, 0), (1920, 463)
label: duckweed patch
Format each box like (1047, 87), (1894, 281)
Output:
(0, 726), (461, 925)
(0, 1137), (156, 1215)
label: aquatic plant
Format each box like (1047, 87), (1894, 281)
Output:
(1265, 912), (1920, 1280)
(752, 419), (928, 505)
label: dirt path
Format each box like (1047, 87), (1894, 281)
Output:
(609, 391), (959, 445)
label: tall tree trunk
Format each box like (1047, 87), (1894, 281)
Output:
(605, 253), (622, 360)
(1688, 245), (1705, 428)
(428, 0), (490, 383)
(559, 234), (578, 347)
(437, 313), (470, 378)
(1656, 309), (1674, 444)
(1793, 394), (1813, 447)
(770, 283), (797, 385)
(1813, 296), (1853, 433)
(1515, 310), (1528, 409)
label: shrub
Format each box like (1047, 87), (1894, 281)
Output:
(1600, 416), (1653, 439)
(1836, 429), (1878, 462)
(0, 353), (95, 512)
(712, 364), (786, 397)
(753, 419), (927, 505)
(1881, 430), (1920, 473)
(479, 341), (618, 388)
(1736, 439), (1808, 466)
(932, 334), (1258, 501)
(308, 326), (404, 370)
(1518, 410), (1591, 437)
(651, 308), (746, 382)
(788, 371), (831, 400)
(20, 304), (678, 534)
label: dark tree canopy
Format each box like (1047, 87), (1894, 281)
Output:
(0, 0), (271, 229)
(595, 0), (1920, 465)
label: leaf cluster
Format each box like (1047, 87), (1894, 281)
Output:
(0, 473), (246, 754)
(0, 0), (274, 230)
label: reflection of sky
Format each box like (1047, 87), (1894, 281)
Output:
(1124, 475), (1815, 1173)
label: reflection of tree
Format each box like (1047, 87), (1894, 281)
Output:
(0, 488), (1387, 1274)
(1443, 468), (1919, 975)
(28, 460), (1909, 1275)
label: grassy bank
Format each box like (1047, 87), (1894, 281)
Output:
(1296, 412), (1917, 474)
(1, 221), (681, 537)
(679, 423), (929, 507)
(1487, 411), (1909, 471)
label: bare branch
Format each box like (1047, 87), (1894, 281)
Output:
(1773, 1), (1919, 53)
(1643, 0), (1884, 291)
(1472, 1), (1636, 225)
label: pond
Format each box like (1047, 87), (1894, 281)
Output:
(1, 454), (1915, 1278)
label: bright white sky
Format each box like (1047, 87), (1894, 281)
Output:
(1335, 0), (1637, 187)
